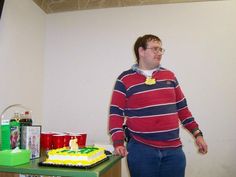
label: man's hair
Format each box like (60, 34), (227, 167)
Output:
(134, 34), (162, 64)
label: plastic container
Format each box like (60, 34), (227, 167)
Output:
(0, 149), (30, 166)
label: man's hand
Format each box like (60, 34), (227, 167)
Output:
(195, 136), (208, 154)
(115, 146), (128, 157)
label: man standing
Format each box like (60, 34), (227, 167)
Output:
(109, 34), (207, 177)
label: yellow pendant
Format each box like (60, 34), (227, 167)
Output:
(145, 77), (156, 85)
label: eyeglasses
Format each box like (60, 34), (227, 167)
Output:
(146, 47), (165, 54)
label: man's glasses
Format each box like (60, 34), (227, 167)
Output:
(146, 47), (165, 54)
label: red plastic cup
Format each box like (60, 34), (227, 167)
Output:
(40, 132), (56, 150)
(52, 134), (65, 149)
(64, 134), (71, 147)
(78, 133), (87, 148)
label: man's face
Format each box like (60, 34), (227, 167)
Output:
(139, 40), (163, 70)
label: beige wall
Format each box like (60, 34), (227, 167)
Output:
(0, 0), (45, 124)
(43, 1), (236, 177)
(1, 0), (236, 177)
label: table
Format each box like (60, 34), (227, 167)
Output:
(0, 155), (121, 177)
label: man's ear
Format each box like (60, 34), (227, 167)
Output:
(138, 47), (144, 57)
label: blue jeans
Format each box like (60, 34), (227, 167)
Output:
(127, 139), (186, 177)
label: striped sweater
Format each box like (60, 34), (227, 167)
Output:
(109, 66), (199, 148)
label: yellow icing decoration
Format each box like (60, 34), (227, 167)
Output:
(145, 77), (156, 85)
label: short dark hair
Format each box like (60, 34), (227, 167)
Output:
(134, 34), (162, 64)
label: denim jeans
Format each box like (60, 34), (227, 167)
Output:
(127, 139), (186, 177)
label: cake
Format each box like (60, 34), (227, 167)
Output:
(43, 146), (107, 167)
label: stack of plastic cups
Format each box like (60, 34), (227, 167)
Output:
(40, 132), (55, 157)
(78, 133), (87, 148)
(40, 132), (87, 157)
(52, 134), (65, 149)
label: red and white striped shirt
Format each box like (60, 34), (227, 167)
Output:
(109, 66), (199, 148)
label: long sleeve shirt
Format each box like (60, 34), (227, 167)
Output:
(109, 66), (199, 148)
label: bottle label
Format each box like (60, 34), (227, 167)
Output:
(10, 124), (20, 149)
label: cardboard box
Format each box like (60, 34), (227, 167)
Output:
(1, 120), (20, 150)
(21, 125), (41, 159)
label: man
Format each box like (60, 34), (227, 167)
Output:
(109, 34), (207, 177)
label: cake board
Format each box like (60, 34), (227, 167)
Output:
(38, 156), (109, 169)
